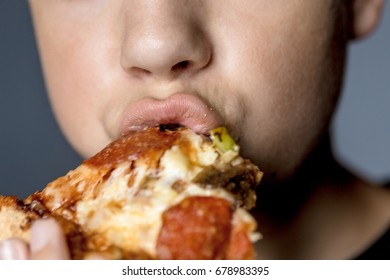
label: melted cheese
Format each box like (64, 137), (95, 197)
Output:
(75, 130), (254, 257)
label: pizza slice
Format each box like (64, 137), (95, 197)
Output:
(0, 126), (262, 259)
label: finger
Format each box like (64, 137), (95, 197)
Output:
(0, 238), (29, 260)
(30, 218), (70, 260)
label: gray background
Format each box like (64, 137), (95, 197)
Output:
(0, 2), (389, 198)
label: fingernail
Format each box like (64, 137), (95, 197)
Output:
(30, 219), (53, 252)
(0, 240), (25, 260)
(30, 218), (70, 260)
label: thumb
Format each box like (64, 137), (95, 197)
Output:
(30, 218), (70, 260)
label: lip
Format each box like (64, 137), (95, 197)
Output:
(119, 93), (222, 136)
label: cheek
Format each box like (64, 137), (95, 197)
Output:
(42, 45), (111, 157)
(215, 3), (343, 180)
(32, 5), (122, 157)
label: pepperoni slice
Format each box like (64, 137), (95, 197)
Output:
(156, 196), (233, 260)
(226, 226), (255, 260)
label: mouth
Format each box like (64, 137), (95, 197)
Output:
(119, 93), (222, 136)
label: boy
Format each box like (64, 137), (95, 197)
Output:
(0, 0), (389, 259)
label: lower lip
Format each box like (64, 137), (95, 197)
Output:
(119, 93), (222, 136)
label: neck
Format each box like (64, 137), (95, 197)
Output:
(252, 134), (355, 258)
(254, 134), (349, 223)
(252, 134), (390, 259)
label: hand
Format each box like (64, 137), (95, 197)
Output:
(0, 218), (70, 259)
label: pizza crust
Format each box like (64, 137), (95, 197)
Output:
(0, 126), (262, 259)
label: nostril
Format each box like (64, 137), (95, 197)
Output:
(171, 60), (192, 73)
(130, 67), (152, 78)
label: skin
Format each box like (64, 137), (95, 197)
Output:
(29, 0), (345, 181)
(0, 0), (389, 259)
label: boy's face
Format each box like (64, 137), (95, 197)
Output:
(28, 1), (356, 182)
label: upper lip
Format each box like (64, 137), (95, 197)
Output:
(119, 93), (222, 136)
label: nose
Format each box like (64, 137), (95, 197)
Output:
(120, 2), (211, 81)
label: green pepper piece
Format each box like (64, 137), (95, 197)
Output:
(210, 127), (236, 153)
